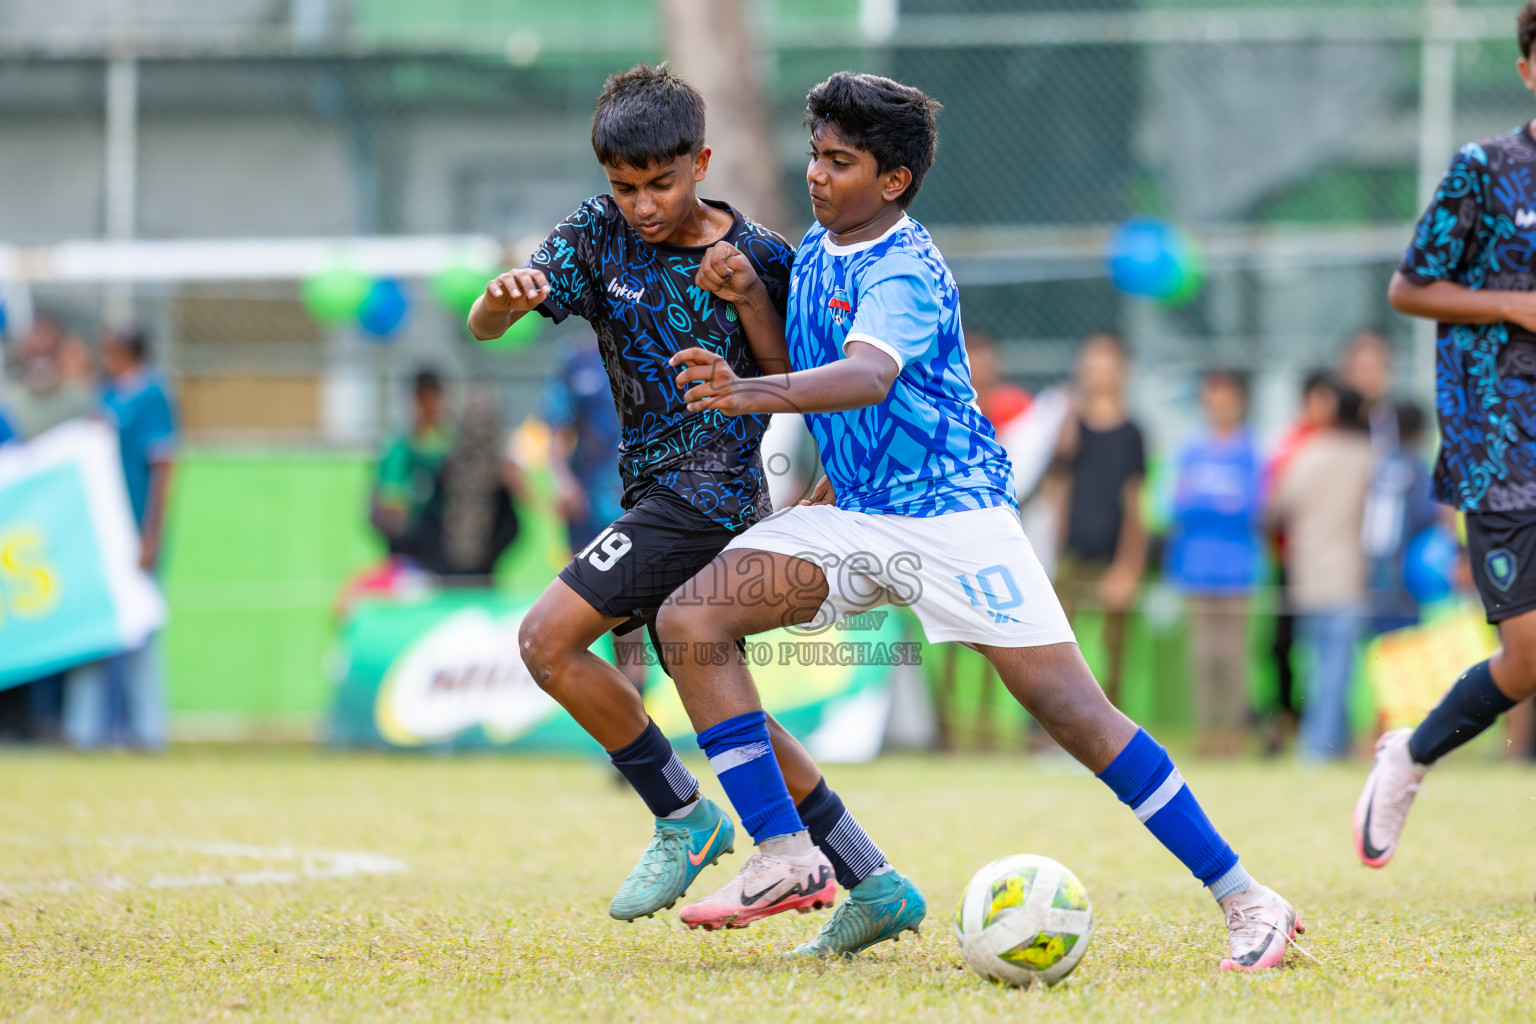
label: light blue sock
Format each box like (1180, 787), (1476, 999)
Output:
(1207, 861), (1254, 903)
(697, 710), (804, 844)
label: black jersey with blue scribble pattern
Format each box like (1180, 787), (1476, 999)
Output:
(1401, 127), (1536, 513)
(527, 195), (792, 530)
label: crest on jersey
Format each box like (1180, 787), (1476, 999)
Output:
(829, 289), (852, 326)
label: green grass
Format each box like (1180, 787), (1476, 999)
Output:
(2, 749), (1534, 1022)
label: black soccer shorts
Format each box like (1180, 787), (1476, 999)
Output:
(558, 483), (745, 636)
(1465, 509), (1536, 624)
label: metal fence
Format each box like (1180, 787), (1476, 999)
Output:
(0, 0), (1528, 447)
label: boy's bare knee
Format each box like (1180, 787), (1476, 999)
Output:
(517, 613), (563, 690)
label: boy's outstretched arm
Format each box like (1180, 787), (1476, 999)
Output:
(1388, 270), (1536, 331)
(694, 241), (791, 376)
(670, 342), (898, 417)
(468, 268), (552, 341)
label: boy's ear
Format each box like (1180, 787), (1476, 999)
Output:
(881, 166), (913, 204)
(693, 147), (713, 183)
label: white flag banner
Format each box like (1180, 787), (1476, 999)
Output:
(0, 419), (166, 689)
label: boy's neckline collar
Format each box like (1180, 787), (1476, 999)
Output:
(635, 198), (740, 255)
(820, 214), (911, 256)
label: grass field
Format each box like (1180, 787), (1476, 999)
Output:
(2, 749), (1534, 1023)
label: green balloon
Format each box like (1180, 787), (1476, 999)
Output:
(431, 264), (496, 318)
(478, 310), (542, 351)
(1159, 230), (1205, 308)
(303, 268), (370, 325)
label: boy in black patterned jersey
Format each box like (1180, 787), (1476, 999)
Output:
(468, 64), (840, 925)
(1355, 2), (1536, 873)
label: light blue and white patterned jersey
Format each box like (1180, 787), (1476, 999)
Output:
(787, 215), (1016, 517)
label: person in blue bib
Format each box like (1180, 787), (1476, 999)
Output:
(659, 71), (1305, 969)
(63, 325), (178, 749)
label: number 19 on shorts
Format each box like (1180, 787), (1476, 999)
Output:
(577, 526), (633, 572)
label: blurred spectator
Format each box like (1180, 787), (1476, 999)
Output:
(1053, 331), (1148, 709)
(63, 325), (179, 750)
(1338, 328), (1398, 452)
(0, 315), (96, 743)
(1269, 376), (1373, 761)
(101, 326), (177, 572)
(1, 316), (95, 438)
(1168, 370), (1263, 757)
(543, 336), (647, 689)
(967, 330), (1032, 434)
(1261, 370), (1337, 752)
(371, 369), (453, 560)
(0, 405), (14, 446)
(423, 386), (528, 581)
(544, 337), (625, 557)
(384, 385), (527, 583)
(1361, 402), (1439, 634)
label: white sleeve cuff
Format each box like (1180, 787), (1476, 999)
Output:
(843, 332), (905, 372)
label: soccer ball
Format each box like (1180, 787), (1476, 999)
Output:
(954, 854), (1094, 988)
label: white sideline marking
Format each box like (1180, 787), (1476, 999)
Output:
(0, 834), (407, 896)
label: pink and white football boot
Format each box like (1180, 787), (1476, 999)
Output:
(678, 847), (837, 931)
(1218, 883), (1308, 971)
(1353, 727), (1429, 869)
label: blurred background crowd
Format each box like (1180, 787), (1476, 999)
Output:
(0, 0), (1530, 763)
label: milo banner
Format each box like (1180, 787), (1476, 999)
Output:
(328, 591), (915, 762)
(0, 420), (166, 689)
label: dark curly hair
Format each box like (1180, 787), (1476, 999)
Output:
(591, 63), (706, 169)
(804, 72), (942, 209)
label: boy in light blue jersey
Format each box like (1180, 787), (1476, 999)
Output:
(659, 72), (1306, 969)
(787, 216), (1015, 518)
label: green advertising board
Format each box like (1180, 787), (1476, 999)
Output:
(329, 589), (912, 759)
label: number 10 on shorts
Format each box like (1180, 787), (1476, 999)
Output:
(577, 526), (633, 572)
(955, 565), (1024, 610)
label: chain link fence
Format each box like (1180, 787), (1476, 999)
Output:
(0, 0), (1528, 446)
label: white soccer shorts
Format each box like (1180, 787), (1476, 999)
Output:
(722, 502), (1076, 648)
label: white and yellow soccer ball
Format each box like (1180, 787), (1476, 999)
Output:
(954, 854), (1094, 988)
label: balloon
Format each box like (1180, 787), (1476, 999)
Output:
(1107, 218), (1203, 305)
(302, 267), (370, 325)
(1163, 235), (1205, 306)
(358, 279), (410, 339)
(478, 310), (541, 351)
(430, 263), (496, 318)
(1404, 527), (1458, 605)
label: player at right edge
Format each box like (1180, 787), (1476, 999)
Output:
(1354, 2), (1536, 870)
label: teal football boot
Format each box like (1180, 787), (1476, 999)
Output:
(608, 797), (736, 921)
(788, 868), (926, 957)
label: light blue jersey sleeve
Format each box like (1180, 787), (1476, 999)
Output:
(845, 252), (940, 370)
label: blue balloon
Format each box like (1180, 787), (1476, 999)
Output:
(1108, 218), (1185, 300)
(358, 279), (409, 339)
(1404, 527), (1457, 605)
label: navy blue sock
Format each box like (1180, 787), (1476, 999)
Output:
(1409, 659), (1515, 765)
(697, 710), (803, 843)
(607, 718), (698, 818)
(797, 778), (889, 890)
(1098, 728), (1239, 887)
